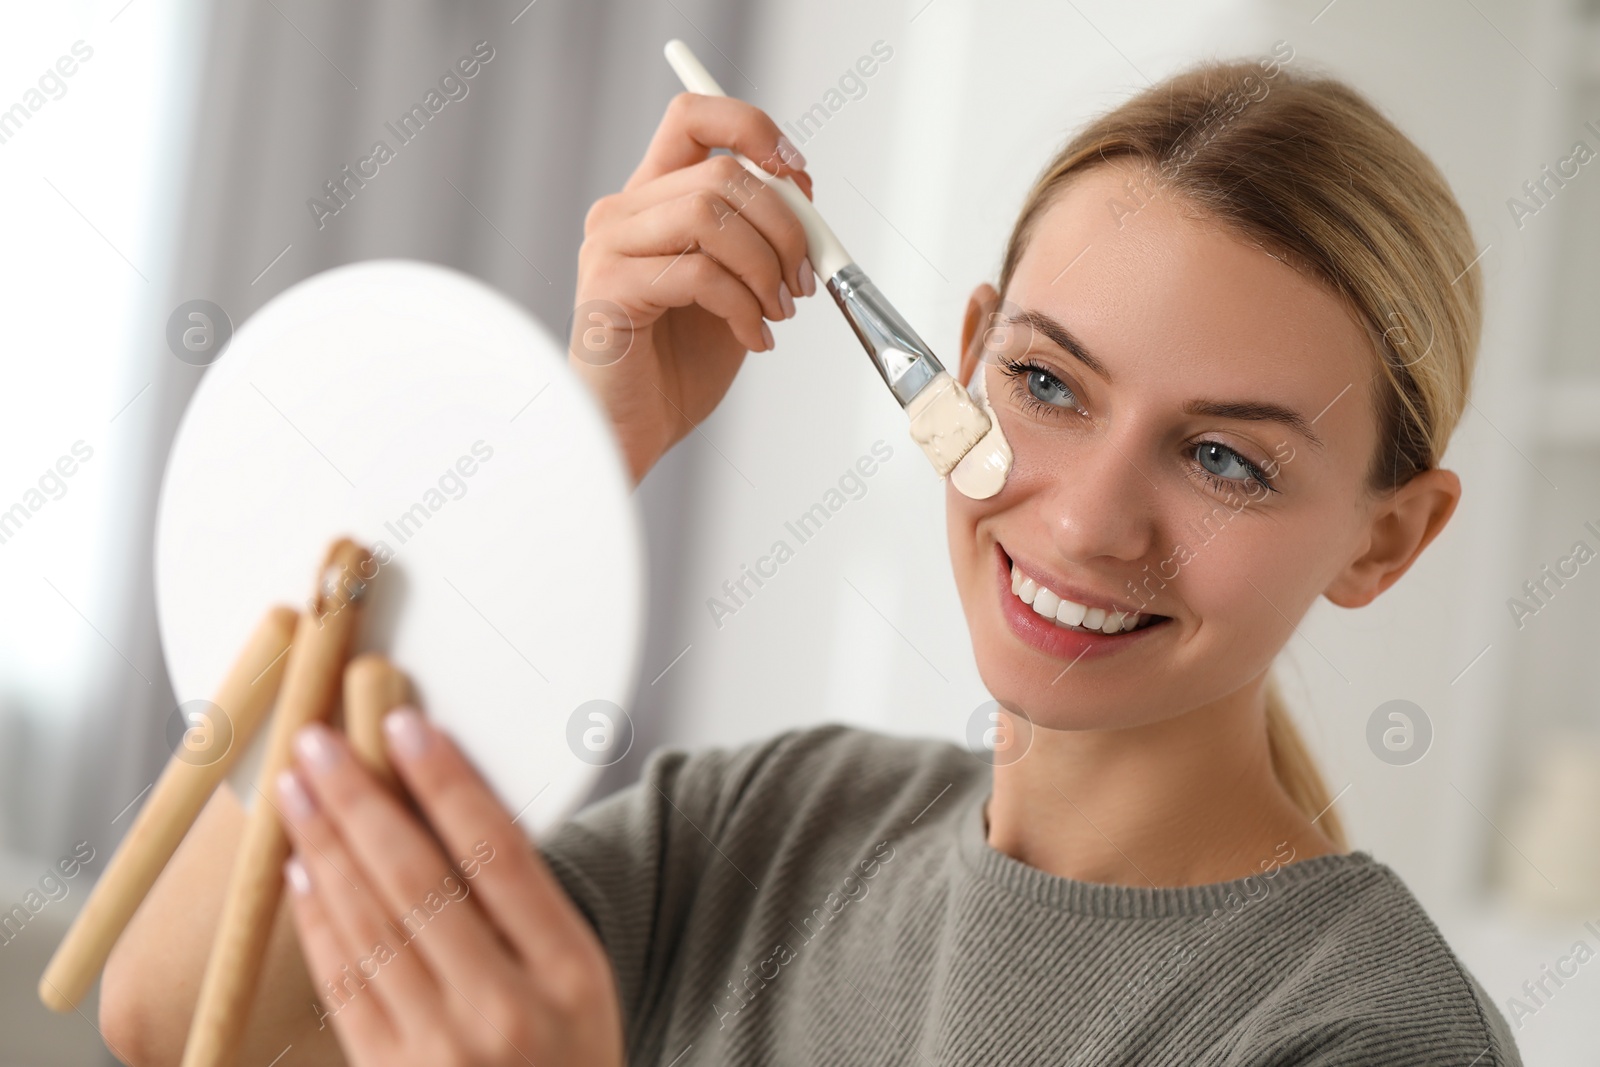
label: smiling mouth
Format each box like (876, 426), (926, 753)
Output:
(1001, 549), (1170, 636)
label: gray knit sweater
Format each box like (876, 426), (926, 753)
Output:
(537, 723), (1520, 1065)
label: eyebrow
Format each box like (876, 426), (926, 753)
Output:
(1005, 307), (1325, 450)
(1004, 310), (1112, 381)
(1183, 399), (1324, 450)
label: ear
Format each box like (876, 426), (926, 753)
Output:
(1324, 468), (1461, 608)
(958, 282), (1003, 389)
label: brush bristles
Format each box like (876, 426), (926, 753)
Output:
(904, 371), (993, 477)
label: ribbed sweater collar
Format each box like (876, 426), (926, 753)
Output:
(952, 780), (1382, 919)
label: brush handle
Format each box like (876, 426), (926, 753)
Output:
(180, 539), (372, 1067)
(37, 605), (298, 1013)
(661, 38), (991, 483)
(663, 38), (853, 280)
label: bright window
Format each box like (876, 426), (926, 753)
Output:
(0, 0), (199, 848)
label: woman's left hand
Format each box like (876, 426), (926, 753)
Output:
(273, 707), (625, 1067)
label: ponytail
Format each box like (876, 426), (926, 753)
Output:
(1263, 674), (1347, 850)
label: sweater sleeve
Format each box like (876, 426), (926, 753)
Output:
(1227, 869), (1524, 1067)
(531, 728), (806, 1046)
(1280, 1007), (1520, 1067)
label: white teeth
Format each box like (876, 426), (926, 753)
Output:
(1009, 560), (1152, 635)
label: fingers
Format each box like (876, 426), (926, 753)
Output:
(379, 709), (601, 972)
(280, 856), (398, 1060)
(275, 770), (444, 1018)
(279, 703), (627, 1066)
(597, 155), (815, 301)
(594, 252), (773, 353)
(280, 724), (525, 1011)
(607, 189), (797, 327)
(626, 91), (807, 195)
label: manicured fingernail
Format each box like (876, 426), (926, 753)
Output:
(798, 256), (816, 297)
(275, 768), (315, 820)
(776, 134), (806, 169)
(383, 706), (430, 760)
(777, 281), (795, 319)
(293, 724), (340, 772)
(760, 321), (775, 351)
(284, 856), (312, 895)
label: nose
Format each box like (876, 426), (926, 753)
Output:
(1029, 427), (1158, 566)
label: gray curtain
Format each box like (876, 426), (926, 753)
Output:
(70, 0), (754, 862)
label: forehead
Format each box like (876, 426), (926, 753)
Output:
(1006, 162), (1375, 409)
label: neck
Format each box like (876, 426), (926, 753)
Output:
(984, 674), (1339, 887)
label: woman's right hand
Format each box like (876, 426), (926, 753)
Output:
(570, 92), (818, 485)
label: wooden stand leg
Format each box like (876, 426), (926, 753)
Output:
(179, 539), (372, 1067)
(38, 605), (298, 1014)
(342, 653), (412, 793)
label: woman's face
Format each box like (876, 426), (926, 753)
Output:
(947, 162), (1385, 730)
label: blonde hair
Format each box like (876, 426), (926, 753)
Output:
(995, 58), (1484, 850)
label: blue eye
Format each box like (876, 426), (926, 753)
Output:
(1193, 441), (1273, 491)
(1196, 442), (1251, 480)
(1026, 369), (1079, 409)
(997, 355), (1086, 415)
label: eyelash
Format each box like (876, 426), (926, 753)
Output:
(997, 353), (1088, 418)
(994, 354), (1279, 494)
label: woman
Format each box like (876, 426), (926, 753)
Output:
(101, 57), (1520, 1065)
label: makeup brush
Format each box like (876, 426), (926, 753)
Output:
(662, 39), (1011, 497)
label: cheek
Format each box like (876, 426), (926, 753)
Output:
(945, 482), (988, 594)
(946, 474), (1028, 656)
(973, 384), (1100, 499)
(1176, 514), (1333, 658)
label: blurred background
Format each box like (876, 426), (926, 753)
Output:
(2, 0), (1596, 1062)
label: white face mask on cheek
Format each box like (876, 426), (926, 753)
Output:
(949, 356), (1013, 499)
(947, 350), (1011, 505)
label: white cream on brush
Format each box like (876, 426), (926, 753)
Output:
(949, 359), (1013, 499)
